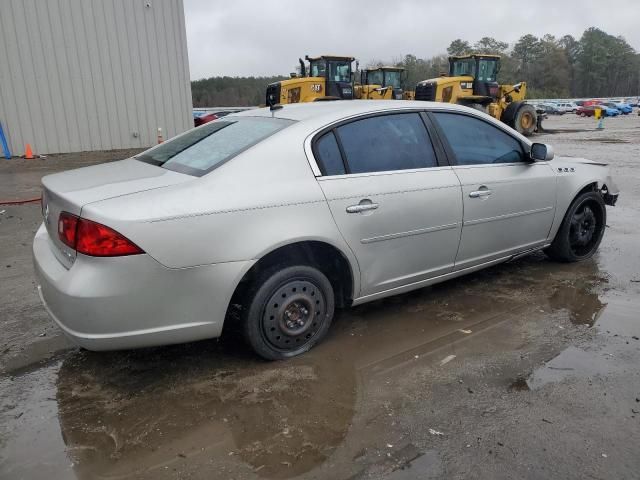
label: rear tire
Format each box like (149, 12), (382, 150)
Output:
(513, 104), (537, 136)
(545, 191), (606, 263)
(242, 265), (335, 360)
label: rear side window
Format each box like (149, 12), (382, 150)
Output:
(433, 113), (525, 165)
(136, 117), (294, 176)
(315, 132), (346, 175)
(334, 113), (438, 174)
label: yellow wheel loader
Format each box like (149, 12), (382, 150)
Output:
(414, 54), (540, 135)
(355, 66), (414, 100)
(266, 55), (356, 105)
(265, 57), (413, 105)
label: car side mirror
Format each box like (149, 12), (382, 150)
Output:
(530, 143), (554, 161)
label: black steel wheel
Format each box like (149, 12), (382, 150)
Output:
(546, 191), (606, 262)
(242, 265), (335, 360)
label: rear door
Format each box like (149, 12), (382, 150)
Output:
(313, 112), (463, 298)
(430, 111), (556, 270)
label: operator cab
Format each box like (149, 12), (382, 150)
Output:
(306, 55), (355, 100)
(361, 67), (405, 99)
(449, 54), (500, 99)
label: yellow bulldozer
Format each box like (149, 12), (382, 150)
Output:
(265, 55), (412, 105)
(414, 54), (539, 135)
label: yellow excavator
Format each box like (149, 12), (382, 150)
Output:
(265, 56), (412, 105)
(414, 54), (540, 135)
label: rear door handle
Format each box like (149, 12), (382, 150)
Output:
(469, 189), (492, 198)
(346, 203), (379, 213)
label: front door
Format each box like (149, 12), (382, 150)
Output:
(312, 112), (463, 298)
(430, 111), (557, 270)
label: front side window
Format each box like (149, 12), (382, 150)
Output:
(136, 117), (293, 176)
(433, 113), (525, 165)
(333, 113), (438, 174)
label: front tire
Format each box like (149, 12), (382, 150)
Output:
(513, 104), (537, 136)
(242, 265), (335, 360)
(546, 191), (606, 262)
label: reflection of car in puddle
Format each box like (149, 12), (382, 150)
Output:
(56, 348), (356, 479)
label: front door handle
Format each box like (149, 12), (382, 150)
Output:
(469, 189), (492, 198)
(346, 202), (379, 213)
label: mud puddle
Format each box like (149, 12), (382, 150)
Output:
(0, 252), (616, 479)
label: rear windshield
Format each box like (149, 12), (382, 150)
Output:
(136, 117), (294, 176)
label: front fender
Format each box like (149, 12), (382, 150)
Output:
(547, 157), (618, 240)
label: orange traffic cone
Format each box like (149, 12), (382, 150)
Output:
(24, 144), (34, 159)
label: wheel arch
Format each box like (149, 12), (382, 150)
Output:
(549, 180), (602, 242)
(226, 239), (358, 325)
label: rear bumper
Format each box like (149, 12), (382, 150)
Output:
(33, 223), (253, 351)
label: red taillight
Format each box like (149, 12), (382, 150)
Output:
(57, 212), (143, 257)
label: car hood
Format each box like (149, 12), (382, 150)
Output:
(554, 156), (609, 167)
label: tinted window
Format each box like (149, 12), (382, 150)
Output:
(315, 132), (346, 176)
(434, 113), (525, 165)
(136, 117), (293, 176)
(336, 113), (437, 174)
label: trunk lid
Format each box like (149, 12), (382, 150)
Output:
(41, 158), (192, 268)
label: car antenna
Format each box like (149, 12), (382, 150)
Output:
(270, 103), (283, 117)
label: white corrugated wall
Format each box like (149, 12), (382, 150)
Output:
(0, 0), (192, 156)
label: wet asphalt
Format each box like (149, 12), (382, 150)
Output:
(0, 115), (639, 479)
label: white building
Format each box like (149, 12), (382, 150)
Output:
(0, 0), (192, 156)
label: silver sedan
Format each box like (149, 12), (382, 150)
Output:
(33, 101), (619, 359)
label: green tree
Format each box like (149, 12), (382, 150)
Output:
(473, 37), (509, 55)
(447, 39), (472, 56)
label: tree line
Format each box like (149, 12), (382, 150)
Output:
(191, 27), (639, 106)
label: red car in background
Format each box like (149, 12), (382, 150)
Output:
(194, 112), (218, 127)
(576, 106), (600, 117)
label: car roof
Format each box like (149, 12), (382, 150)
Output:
(230, 100), (477, 123)
(228, 100), (532, 146)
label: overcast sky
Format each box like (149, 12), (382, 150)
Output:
(184, 0), (640, 79)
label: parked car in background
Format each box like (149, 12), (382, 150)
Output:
(555, 102), (578, 113)
(600, 101), (632, 114)
(33, 101), (619, 359)
(582, 100), (602, 107)
(538, 103), (565, 115)
(577, 105), (619, 117)
(194, 112), (218, 127)
(623, 97), (638, 107)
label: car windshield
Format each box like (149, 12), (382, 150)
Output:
(136, 117), (294, 176)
